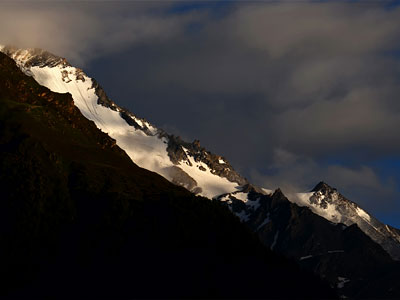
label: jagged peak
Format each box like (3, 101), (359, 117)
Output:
(273, 188), (286, 198)
(240, 183), (267, 195)
(311, 181), (336, 193)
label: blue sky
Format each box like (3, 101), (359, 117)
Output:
(1, 0), (400, 227)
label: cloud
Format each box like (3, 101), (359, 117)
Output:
(249, 148), (398, 214)
(231, 3), (400, 58)
(0, 2), (199, 65)
(275, 83), (400, 156)
(107, 3), (400, 162)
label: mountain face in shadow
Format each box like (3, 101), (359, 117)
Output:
(218, 186), (400, 298)
(0, 53), (335, 298)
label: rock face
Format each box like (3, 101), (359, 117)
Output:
(169, 165), (202, 194)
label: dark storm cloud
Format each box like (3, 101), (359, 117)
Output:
(0, 2), (200, 65)
(94, 2), (400, 214)
(113, 5), (400, 151)
(1, 1), (400, 217)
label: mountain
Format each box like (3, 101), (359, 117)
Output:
(0, 45), (247, 200)
(2, 45), (400, 298)
(0, 51), (335, 298)
(218, 184), (400, 298)
(289, 181), (400, 260)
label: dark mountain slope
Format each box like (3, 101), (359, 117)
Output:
(218, 186), (400, 298)
(0, 52), (334, 298)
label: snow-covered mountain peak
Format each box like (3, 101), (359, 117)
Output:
(308, 182), (355, 213)
(288, 182), (400, 260)
(1, 45), (247, 200)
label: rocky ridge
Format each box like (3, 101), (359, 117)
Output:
(0, 45), (246, 199)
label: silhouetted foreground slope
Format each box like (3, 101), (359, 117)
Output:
(0, 53), (334, 298)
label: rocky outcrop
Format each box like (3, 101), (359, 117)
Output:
(169, 166), (202, 194)
(165, 135), (247, 186)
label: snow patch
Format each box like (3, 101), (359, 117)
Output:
(235, 210), (250, 222)
(232, 192), (248, 202)
(262, 188), (273, 195)
(218, 159), (225, 164)
(385, 225), (400, 242)
(231, 192), (260, 211)
(327, 250), (344, 254)
(180, 147), (239, 199)
(337, 277), (350, 289)
(356, 207), (371, 222)
(287, 192), (343, 224)
(271, 231), (279, 250)
(300, 255), (313, 261)
(257, 213), (271, 231)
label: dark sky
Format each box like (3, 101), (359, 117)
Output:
(1, 0), (400, 227)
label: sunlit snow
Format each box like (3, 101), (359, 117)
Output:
(180, 147), (240, 199)
(25, 64), (240, 199)
(261, 188), (273, 195)
(288, 192), (344, 223)
(356, 207), (371, 222)
(232, 192), (248, 202)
